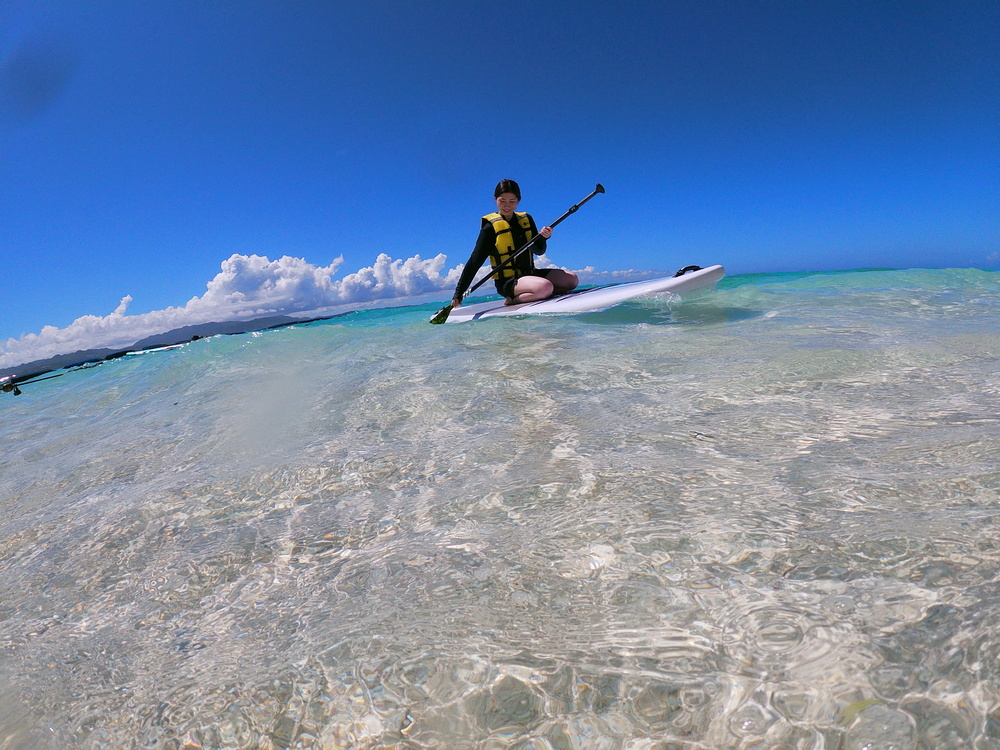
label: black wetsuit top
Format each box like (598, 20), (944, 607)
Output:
(453, 214), (548, 300)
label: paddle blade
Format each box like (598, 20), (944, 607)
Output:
(429, 304), (452, 324)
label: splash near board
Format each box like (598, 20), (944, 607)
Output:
(439, 264), (724, 323)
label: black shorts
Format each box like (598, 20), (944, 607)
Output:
(498, 269), (554, 299)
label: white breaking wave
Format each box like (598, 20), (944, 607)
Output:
(1, 251), (649, 369)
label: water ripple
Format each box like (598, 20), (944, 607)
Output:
(1, 269), (999, 747)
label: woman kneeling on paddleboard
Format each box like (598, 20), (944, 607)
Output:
(451, 179), (578, 308)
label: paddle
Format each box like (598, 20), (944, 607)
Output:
(429, 183), (606, 324)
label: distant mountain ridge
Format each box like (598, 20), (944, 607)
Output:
(1, 313), (339, 386)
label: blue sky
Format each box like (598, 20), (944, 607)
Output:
(1, 1), (997, 361)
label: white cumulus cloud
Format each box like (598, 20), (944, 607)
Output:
(1, 252), (465, 369)
(2, 249), (655, 371)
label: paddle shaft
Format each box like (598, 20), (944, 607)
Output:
(457, 183), (605, 301)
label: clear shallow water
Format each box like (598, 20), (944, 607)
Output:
(1, 267), (998, 749)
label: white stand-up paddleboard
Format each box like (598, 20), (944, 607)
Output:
(441, 264), (725, 323)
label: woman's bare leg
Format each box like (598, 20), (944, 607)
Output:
(507, 276), (554, 305)
(546, 269), (579, 293)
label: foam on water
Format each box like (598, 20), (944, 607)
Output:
(1, 268), (998, 749)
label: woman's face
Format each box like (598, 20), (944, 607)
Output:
(495, 192), (519, 219)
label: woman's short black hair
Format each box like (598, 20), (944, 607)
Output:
(494, 179), (521, 200)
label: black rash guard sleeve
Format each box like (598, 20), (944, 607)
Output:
(524, 217), (547, 256)
(453, 223), (496, 301)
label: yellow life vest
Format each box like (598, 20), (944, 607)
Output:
(482, 211), (534, 280)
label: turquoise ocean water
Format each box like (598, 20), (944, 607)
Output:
(1, 267), (998, 749)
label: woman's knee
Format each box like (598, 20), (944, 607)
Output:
(530, 278), (555, 298)
(515, 276), (553, 299)
(551, 270), (578, 291)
